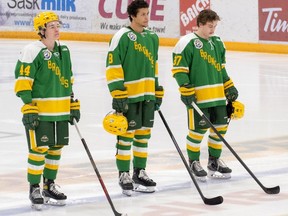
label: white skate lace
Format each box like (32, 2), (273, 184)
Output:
(139, 170), (153, 182)
(192, 161), (205, 172)
(32, 187), (42, 199)
(216, 159), (228, 169)
(119, 172), (133, 184)
(49, 183), (63, 195)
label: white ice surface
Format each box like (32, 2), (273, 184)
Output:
(0, 39), (287, 216)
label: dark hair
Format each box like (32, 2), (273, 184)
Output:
(127, 0), (149, 22)
(197, 9), (220, 27)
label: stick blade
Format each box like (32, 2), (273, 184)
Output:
(203, 196), (223, 205)
(113, 212), (124, 216)
(114, 211), (125, 216)
(264, 186), (280, 194)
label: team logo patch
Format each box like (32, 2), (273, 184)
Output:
(43, 50), (52, 60)
(127, 32), (137, 41)
(199, 119), (206, 126)
(194, 39), (203, 49)
(41, 135), (49, 143)
(129, 120), (137, 127)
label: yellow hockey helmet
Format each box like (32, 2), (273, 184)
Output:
(33, 11), (59, 32)
(103, 112), (128, 135)
(227, 101), (245, 120)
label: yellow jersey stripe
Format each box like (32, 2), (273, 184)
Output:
(14, 78), (33, 93)
(106, 66), (124, 83)
(33, 97), (70, 114)
(125, 78), (155, 98)
(196, 84), (225, 103)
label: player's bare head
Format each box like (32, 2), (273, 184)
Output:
(127, 0), (149, 22)
(197, 9), (220, 27)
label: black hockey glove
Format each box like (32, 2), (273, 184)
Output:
(111, 89), (128, 113)
(155, 86), (164, 110)
(21, 104), (39, 130)
(224, 78), (238, 102)
(69, 99), (80, 125)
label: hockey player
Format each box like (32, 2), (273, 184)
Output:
(14, 11), (80, 210)
(171, 9), (238, 181)
(106, 0), (164, 196)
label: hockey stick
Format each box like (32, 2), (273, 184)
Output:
(191, 102), (280, 194)
(157, 110), (223, 205)
(73, 120), (126, 216)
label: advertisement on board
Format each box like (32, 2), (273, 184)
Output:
(179, 0), (210, 36)
(0, 0), (179, 38)
(259, 0), (288, 42)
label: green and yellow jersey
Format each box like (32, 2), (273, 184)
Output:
(106, 27), (159, 103)
(172, 33), (230, 108)
(14, 40), (73, 121)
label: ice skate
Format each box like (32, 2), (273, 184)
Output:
(207, 156), (232, 179)
(42, 179), (67, 206)
(189, 160), (207, 182)
(132, 168), (156, 193)
(29, 184), (44, 210)
(119, 172), (134, 196)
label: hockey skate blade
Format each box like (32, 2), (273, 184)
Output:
(31, 203), (42, 211)
(264, 186), (280, 194)
(122, 189), (132, 196)
(43, 197), (66, 206)
(133, 184), (155, 193)
(194, 175), (207, 182)
(204, 196), (223, 205)
(208, 170), (231, 179)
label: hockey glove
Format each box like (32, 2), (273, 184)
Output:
(69, 99), (80, 125)
(179, 84), (196, 108)
(21, 104), (39, 130)
(224, 78), (238, 102)
(111, 89), (128, 113)
(155, 86), (164, 110)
